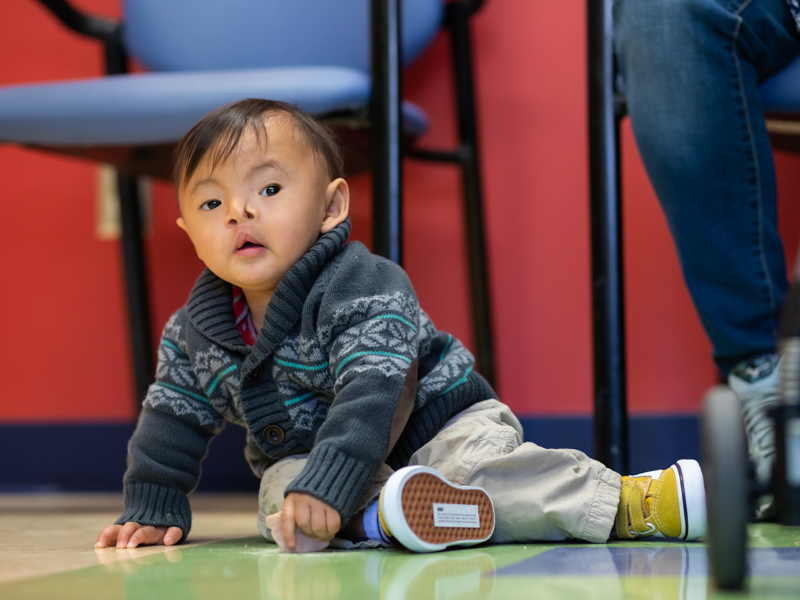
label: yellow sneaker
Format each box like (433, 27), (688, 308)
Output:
(615, 459), (706, 541)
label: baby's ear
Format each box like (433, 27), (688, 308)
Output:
(176, 217), (188, 233)
(320, 178), (350, 233)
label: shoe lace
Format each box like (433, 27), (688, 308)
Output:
(739, 388), (779, 462)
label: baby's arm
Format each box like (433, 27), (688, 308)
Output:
(282, 248), (421, 529)
(95, 523), (183, 549)
(97, 312), (223, 547)
(270, 363), (416, 551)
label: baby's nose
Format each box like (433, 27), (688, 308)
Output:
(228, 200), (255, 223)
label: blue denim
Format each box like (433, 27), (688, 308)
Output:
(614, 0), (800, 375)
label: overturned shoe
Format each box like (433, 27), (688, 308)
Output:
(378, 466), (495, 553)
(616, 459), (706, 541)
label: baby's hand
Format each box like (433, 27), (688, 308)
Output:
(281, 492), (341, 550)
(95, 522), (183, 549)
(265, 512), (329, 553)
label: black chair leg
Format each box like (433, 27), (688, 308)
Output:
(370, 0), (403, 265)
(117, 174), (153, 413)
(447, 0), (494, 387)
(587, 0), (629, 474)
(372, 0), (495, 386)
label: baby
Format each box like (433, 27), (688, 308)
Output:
(95, 99), (706, 553)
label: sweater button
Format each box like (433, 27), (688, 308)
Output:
(263, 425), (284, 445)
(247, 365), (263, 381)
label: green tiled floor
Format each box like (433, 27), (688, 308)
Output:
(3, 524), (799, 600)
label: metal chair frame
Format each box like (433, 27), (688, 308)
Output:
(587, 0), (629, 474)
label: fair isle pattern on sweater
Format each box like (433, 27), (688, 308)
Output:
(117, 220), (494, 538)
(146, 314), (225, 430)
(147, 312), (245, 427)
(325, 293), (419, 383)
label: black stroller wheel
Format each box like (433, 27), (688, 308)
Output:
(702, 385), (749, 590)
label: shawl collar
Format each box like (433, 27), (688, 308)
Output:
(243, 218), (351, 375)
(185, 269), (249, 353)
(184, 219), (351, 365)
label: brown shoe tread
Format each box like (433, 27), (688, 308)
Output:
(401, 473), (494, 544)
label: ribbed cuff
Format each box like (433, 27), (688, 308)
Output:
(115, 482), (192, 542)
(284, 445), (374, 525)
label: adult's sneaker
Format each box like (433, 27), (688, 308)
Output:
(378, 466), (495, 553)
(615, 459), (706, 541)
(728, 353), (781, 484)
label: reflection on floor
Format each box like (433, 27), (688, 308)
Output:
(1, 493), (799, 599)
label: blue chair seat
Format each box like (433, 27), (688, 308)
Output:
(0, 66), (428, 146)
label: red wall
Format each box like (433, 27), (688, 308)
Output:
(3, 0), (800, 423)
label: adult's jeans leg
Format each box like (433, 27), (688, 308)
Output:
(614, 0), (800, 375)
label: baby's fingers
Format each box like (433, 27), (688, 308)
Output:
(309, 507), (337, 542)
(95, 524), (123, 548)
(326, 509), (341, 540)
(163, 527), (183, 546)
(282, 498), (297, 549)
(115, 522), (144, 548)
(126, 525), (166, 548)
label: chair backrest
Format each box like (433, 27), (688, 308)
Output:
(123, 0), (444, 73)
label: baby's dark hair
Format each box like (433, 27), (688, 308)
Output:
(173, 98), (344, 191)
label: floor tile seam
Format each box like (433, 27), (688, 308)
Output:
(0, 536), (263, 587)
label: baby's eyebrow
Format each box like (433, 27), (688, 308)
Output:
(250, 161), (287, 177)
(190, 177), (219, 193)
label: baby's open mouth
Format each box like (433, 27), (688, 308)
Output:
(235, 233), (265, 252)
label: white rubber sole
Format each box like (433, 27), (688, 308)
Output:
(379, 466), (495, 553)
(674, 459), (707, 541)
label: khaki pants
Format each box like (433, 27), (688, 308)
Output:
(258, 399), (621, 545)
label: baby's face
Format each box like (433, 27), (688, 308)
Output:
(177, 117), (331, 296)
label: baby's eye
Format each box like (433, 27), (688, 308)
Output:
(260, 185), (281, 197)
(201, 200), (221, 211)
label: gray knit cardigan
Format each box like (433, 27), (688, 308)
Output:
(116, 219), (494, 538)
